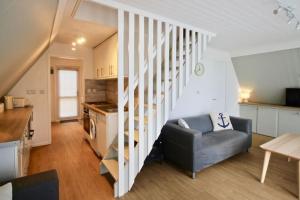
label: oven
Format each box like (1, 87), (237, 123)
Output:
(83, 107), (90, 133)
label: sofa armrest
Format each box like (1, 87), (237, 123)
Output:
(230, 116), (252, 134)
(161, 123), (202, 152)
(11, 170), (59, 200)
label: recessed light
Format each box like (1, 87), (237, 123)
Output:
(71, 47), (76, 51)
(76, 37), (86, 45)
(72, 42), (76, 46)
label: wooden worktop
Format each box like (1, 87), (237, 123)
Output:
(239, 101), (300, 111)
(0, 107), (33, 143)
(82, 103), (112, 115)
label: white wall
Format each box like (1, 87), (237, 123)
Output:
(170, 47), (240, 119)
(232, 48), (300, 105)
(9, 42), (94, 147)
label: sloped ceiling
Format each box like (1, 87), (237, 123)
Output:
(0, 0), (58, 98)
(55, 1), (117, 48)
(114, 0), (300, 54)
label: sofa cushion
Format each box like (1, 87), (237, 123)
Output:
(178, 118), (190, 129)
(183, 114), (213, 133)
(210, 112), (233, 131)
(196, 130), (249, 169)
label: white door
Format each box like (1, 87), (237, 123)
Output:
(278, 110), (300, 136)
(257, 106), (278, 137)
(58, 69), (79, 120)
(240, 105), (258, 133)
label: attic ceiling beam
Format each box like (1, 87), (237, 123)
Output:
(88, 0), (216, 37)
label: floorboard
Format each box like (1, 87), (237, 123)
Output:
(29, 122), (298, 200)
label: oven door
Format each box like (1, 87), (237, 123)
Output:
(83, 112), (90, 133)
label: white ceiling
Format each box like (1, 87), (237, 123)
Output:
(114, 0), (300, 55)
(55, 0), (116, 48)
(0, 0), (58, 97)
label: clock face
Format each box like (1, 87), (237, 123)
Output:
(194, 63), (205, 76)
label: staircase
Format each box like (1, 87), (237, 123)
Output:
(95, 2), (215, 197)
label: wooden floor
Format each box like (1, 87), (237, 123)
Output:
(29, 122), (298, 200)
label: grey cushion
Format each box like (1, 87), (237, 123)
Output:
(169, 114), (213, 133)
(197, 130), (249, 169)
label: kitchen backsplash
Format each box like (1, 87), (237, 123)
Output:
(106, 80), (118, 104)
(85, 79), (128, 104)
(85, 79), (106, 102)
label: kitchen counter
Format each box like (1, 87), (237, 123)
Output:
(82, 103), (115, 115)
(0, 107), (33, 143)
(82, 102), (127, 115)
(239, 101), (300, 111)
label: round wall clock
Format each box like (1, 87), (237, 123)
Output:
(194, 63), (205, 77)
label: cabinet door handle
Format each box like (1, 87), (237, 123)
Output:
(28, 130), (34, 140)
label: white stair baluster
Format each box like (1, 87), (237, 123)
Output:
(117, 9), (125, 197)
(185, 29), (190, 85)
(179, 27), (183, 97)
(164, 22), (170, 123)
(138, 14), (145, 171)
(128, 12), (135, 189)
(156, 20), (162, 139)
(191, 31), (196, 76)
(171, 25), (177, 109)
(147, 18), (154, 154)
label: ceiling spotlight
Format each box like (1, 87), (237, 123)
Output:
(76, 37), (86, 45)
(72, 42), (76, 46)
(71, 47), (76, 51)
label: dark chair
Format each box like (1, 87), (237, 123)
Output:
(1, 170), (59, 200)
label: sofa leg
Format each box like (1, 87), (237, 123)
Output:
(192, 172), (196, 179)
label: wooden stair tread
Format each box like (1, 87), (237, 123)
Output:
(112, 143), (129, 160)
(134, 116), (148, 124)
(125, 130), (139, 142)
(144, 104), (157, 109)
(102, 159), (119, 181)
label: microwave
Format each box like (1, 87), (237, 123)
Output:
(13, 97), (28, 108)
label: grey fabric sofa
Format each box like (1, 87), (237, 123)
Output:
(1, 170), (59, 200)
(161, 114), (252, 178)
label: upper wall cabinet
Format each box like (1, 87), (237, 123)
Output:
(94, 34), (118, 79)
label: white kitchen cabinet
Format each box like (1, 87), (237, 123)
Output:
(94, 34), (118, 79)
(96, 112), (118, 157)
(278, 109), (300, 136)
(240, 104), (258, 133)
(257, 106), (278, 137)
(0, 109), (33, 182)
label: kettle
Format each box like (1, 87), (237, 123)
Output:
(4, 96), (14, 110)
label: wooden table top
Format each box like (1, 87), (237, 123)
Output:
(260, 133), (300, 160)
(0, 107), (33, 143)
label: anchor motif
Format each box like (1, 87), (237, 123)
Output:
(217, 113), (230, 128)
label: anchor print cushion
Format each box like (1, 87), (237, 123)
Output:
(210, 112), (233, 132)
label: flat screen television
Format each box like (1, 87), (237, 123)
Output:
(286, 88), (300, 107)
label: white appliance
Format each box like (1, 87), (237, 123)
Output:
(85, 110), (100, 156)
(13, 97), (28, 108)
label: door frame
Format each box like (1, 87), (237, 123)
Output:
(56, 67), (80, 121)
(50, 57), (83, 122)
